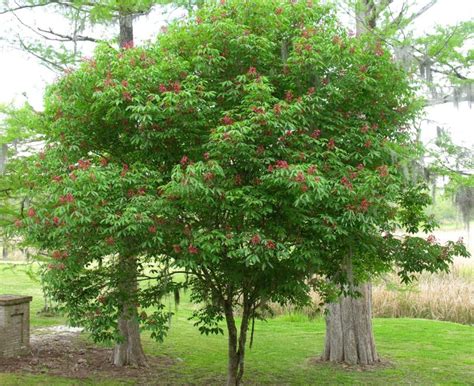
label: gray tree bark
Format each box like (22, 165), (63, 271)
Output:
(112, 255), (147, 367)
(322, 282), (378, 365)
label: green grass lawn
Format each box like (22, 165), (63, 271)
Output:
(1, 264), (473, 385)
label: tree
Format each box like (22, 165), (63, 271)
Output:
(0, 0), (202, 71)
(142, 0), (466, 383)
(14, 0), (469, 382)
(322, 0), (472, 365)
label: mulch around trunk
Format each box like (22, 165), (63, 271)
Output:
(0, 326), (175, 383)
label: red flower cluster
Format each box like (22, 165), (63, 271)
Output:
(266, 240), (276, 249)
(52, 176), (62, 183)
(221, 115), (234, 125)
(273, 104), (282, 115)
(159, 84), (167, 93)
(341, 176), (353, 190)
(359, 198), (370, 212)
(327, 138), (336, 150)
(188, 244), (199, 254)
(100, 158), (108, 167)
(247, 67), (257, 76)
(59, 193), (74, 204)
(28, 208), (36, 217)
(295, 172), (305, 183)
(173, 244), (182, 253)
(276, 160), (289, 169)
(180, 155), (189, 166)
(251, 234), (261, 245)
(148, 226), (157, 234)
(310, 129), (321, 138)
(106, 237), (115, 245)
(78, 159), (91, 170)
(377, 165), (389, 177)
(308, 165), (317, 175)
(203, 172), (214, 182)
(120, 164), (129, 178)
(285, 90), (293, 102)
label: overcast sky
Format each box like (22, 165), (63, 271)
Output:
(0, 0), (472, 145)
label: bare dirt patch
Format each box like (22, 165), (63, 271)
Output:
(0, 326), (175, 383)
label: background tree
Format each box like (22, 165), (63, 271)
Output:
(323, 0), (473, 365)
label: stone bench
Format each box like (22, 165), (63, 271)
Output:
(0, 295), (32, 357)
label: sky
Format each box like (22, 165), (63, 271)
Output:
(0, 0), (473, 146)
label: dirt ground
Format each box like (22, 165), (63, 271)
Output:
(0, 326), (175, 383)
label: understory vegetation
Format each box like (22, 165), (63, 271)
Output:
(0, 265), (473, 385)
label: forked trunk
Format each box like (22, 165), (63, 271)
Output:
(224, 300), (251, 386)
(322, 282), (378, 365)
(112, 255), (147, 367)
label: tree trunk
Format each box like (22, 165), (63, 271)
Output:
(119, 11), (134, 48)
(224, 299), (251, 386)
(322, 282), (378, 365)
(112, 255), (147, 367)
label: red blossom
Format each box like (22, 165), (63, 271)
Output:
(180, 155), (189, 166)
(172, 81), (181, 93)
(250, 234), (261, 245)
(307, 87), (315, 95)
(221, 115), (234, 125)
(121, 164), (129, 177)
(361, 124), (369, 133)
(159, 84), (167, 93)
(267, 164), (274, 172)
(53, 216), (60, 225)
(273, 104), (282, 115)
(106, 237), (115, 245)
(266, 240), (276, 250)
(14, 219), (22, 228)
(310, 129), (321, 138)
(275, 7), (283, 15)
(188, 244), (199, 254)
(100, 158), (108, 166)
(203, 152), (210, 160)
(203, 172), (214, 182)
(327, 138), (336, 150)
(78, 159), (91, 170)
(252, 106), (265, 114)
(28, 208), (36, 217)
(341, 176), (353, 190)
(349, 171), (358, 180)
(223, 132), (231, 140)
(364, 140), (372, 148)
(276, 160), (289, 169)
(377, 165), (389, 177)
(247, 66), (257, 76)
(173, 244), (182, 253)
(121, 80), (129, 87)
(285, 90), (293, 102)
(357, 163), (365, 171)
(122, 41), (134, 49)
(52, 176), (62, 182)
(52, 250), (62, 260)
(300, 184), (308, 192)
(122, 91), (132, 101)
(148, 226), (157, 234)
(295, 172), (305, 183)
(427, 234), (436, 244)
(69, 173), (77, 181)
(308, 165), (317, 175)
(360, 65), (368, 73)
(359, 198), (370, 212)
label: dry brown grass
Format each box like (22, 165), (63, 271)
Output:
(372, 259), (473, 325)
(270, 258), (473, 325)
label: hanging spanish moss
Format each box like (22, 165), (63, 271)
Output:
(454, 186), (474, 231)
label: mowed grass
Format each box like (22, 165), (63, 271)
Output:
(1, 264), (473, 385)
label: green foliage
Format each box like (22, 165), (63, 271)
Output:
(12, 0), (470, 381)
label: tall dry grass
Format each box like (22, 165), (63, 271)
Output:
(271, 259), (473, 325)
(372, 260), (473, 325)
